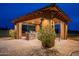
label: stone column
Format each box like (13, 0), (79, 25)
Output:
(35, 24), (40, 32)
(60, 21), (67, 39)
(42, 18), (49, 27)
(15, 23), (22, 39)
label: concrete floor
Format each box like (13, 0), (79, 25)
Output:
(0, 37), (79, 56)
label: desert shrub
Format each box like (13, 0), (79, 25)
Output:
(38, 23), (56, 48)
(9, 30), (15, 39)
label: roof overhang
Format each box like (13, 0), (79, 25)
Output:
(12, 4), (71, 24)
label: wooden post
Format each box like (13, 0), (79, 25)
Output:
(15, 23), (22, 39)
(52, 20), (55, 30)
(60, 21), (67, 39)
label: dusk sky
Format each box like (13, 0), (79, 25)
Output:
(0, 3), (79, 31)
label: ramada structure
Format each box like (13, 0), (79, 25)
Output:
(12, 4), (71, 40)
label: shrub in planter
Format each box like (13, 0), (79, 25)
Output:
(38, 23), (56, 48)
(9, 30), (15, 39)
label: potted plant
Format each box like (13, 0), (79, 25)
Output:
(38, 23), (56, 48)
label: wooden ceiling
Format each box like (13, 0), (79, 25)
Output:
(12, 4), (71, 24)
(23, 18), (61, 25)
(23, 18), (41, 25)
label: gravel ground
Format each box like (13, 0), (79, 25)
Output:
(0, 38), (42, 56)
(0, 37), (79, 56)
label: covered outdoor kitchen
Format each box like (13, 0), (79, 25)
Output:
(12, 4), (71, 40)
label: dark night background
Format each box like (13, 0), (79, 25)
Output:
(0, 3), (79, 31)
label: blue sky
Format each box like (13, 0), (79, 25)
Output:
(0, 3), (79, 31)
